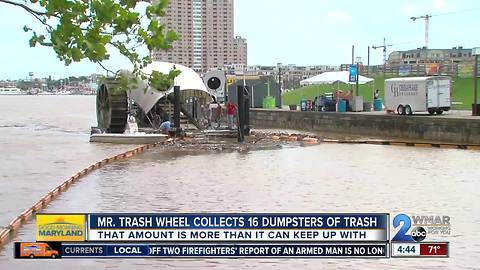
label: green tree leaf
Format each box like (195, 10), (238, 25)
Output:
(3, 0), (180, 90)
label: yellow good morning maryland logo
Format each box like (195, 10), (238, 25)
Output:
(36, 214), (85, 242)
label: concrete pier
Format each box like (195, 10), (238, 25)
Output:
(250, 109), (480, 144)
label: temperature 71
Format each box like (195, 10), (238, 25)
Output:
(429, 245), (441, 254)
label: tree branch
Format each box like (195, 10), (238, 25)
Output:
(0, 0), (55, 30)
(98, 61), (116, 75)
(0, 0), (47, 16)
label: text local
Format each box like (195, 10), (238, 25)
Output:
(105, 216), (377, 228)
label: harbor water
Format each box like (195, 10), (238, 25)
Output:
(0, 95), (479, 269)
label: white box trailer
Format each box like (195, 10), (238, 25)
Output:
(384, 76), (451, 115)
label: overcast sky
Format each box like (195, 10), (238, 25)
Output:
(0, 0), (479, 79)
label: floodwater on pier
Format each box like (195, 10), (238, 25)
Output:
(0, 96), (479, 269)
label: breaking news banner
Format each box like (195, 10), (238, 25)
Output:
(15, 243), (389, 259)
(14, 212), (453, 260)
(86, 213), (389, 242)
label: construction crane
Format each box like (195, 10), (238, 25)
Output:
(372, 38), (393, 72)
(410, 14), (432, 49)
(411, 8), (480, 49)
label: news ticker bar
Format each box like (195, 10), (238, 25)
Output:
(391, 242), (449, 258)
(36, 213), (389, 242)
(15, 242), (450, 259)
(15, 243), (389, 259)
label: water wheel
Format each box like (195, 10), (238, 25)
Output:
(96, 80), (128, 133)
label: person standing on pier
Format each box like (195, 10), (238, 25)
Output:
(226, 101), (237, 130)
(215, 103), (223, 128)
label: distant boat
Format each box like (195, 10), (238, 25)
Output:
(27, 88), (40, 95)
(0, 88), (26, 95)
(56, 90), (72, 95)
(38, 91), (54, 95)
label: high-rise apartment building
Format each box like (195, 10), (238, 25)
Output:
(152, 0), (247, 73)
(233, 36), (247, 67)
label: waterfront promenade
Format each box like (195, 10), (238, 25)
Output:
(250, 109), (480, 144)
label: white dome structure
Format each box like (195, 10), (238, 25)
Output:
(142, 61), (207, 92)
(128, 61), (210, 113)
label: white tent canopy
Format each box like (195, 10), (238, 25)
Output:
(300, 71), (374, 86)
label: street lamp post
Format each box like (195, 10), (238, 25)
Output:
(367, 46), (370, 76)
(473, 48), (480, 116)
(277, 64), (283, 109)
(223, 67), (228, 103)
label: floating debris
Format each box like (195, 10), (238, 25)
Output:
(154, 130), (321, 153)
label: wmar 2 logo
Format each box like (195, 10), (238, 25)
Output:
(391, 214), (451, 242)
